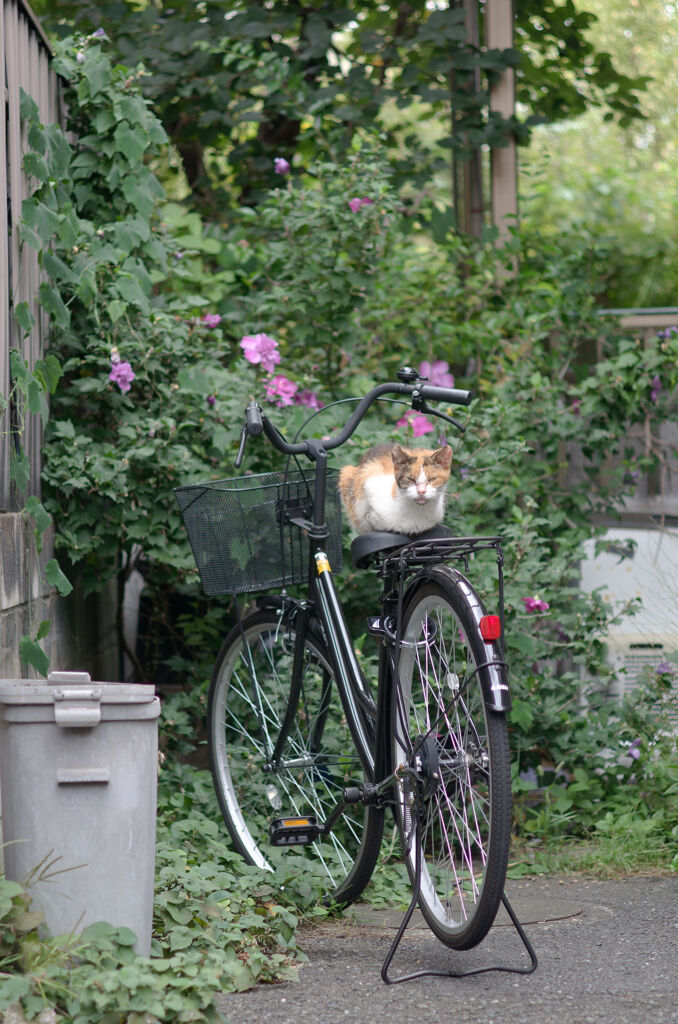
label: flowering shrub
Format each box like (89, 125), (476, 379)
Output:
(264, 374), (298, 407)
(240, 332), (281, 373)
(17, 33), (678, 861)
(522, 595), (550, 613)
(396, 411), (435, 437)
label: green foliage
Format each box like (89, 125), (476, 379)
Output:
(520, 0), (678, 308)
(31, 0), (645, 216)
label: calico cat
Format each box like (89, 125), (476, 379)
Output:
(338, 443), (452, 535)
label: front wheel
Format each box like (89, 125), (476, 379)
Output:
(207, 606), (383, 904)
(392, 569), (512, 949)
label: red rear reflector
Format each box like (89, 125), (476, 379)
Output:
(480, 615), (501, 642)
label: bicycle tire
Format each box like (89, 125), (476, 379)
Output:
(208, 606), (383, 904)
(392, 567), (512, 949)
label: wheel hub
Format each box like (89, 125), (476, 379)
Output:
(410, 734), (441, 799)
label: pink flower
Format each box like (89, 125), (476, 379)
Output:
(296, 389), (323, 410)
(265, 374), (298, 407)
(419, 360), (455, 388)
(109, 360), (135, 393)
(522, 596), (550, 613)
(397, 411), (435, 437)
(348, 197), (373, 212)
(274, 156), (290, 174)
(201, 313), (222, 328)
(240, 333), (281, 374)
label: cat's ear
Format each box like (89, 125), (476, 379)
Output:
(391, 445), (414, 469)
(431, 446), (452, 468)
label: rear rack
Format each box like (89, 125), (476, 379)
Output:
(382, 535), (503, 575)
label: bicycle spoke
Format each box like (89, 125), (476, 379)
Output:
(393, 574), (511, 948)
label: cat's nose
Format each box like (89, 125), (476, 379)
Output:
(416, 484), (427, 495)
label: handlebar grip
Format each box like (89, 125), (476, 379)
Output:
(246, 402), (264, 436)
(417, 384), (474, 406)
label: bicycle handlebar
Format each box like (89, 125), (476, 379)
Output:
(235, 374), (473, 467)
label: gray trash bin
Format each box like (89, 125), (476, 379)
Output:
(0, 671), (160, 955)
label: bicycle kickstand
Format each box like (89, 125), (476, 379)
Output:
(380, 812), (538, 985)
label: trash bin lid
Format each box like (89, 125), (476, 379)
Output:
(0, 680), (156, 705)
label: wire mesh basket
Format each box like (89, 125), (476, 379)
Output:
(175, 468), (343, 595)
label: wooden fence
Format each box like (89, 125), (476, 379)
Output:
(0, 0), (58, 511)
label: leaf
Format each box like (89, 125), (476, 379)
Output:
(34, 354), (63, 394)
(27, 378), (49, 423)
(36, 620), (51, 641)
(19, 635), (50, 677)
(44, 558), (73, 597)
(509, 697), (534, 732)
(23, 151), (49, 182)
(19, 85), (39, 121)
(10, 449), (31, 492)
(107, 298), (128, 323)
(82, 53), (111, 96)
(38, 282), (71, 327)
(114, 274), (149, 309)
(114, 122), (148, 162)
(13, 301), (36, 334)
(42, 251), (79, 285)
(24, 495), (52, 549)
(22, 199), (61, 243)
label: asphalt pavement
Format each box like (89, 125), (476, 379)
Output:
(218, 875), (677, 1024)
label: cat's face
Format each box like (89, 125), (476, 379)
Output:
(391, 445), (452, 505)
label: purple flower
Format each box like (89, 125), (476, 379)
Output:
(109, 360), (135, 394)
(206, 395), (216, 407)
(397, 411), (435, 437)
(201, 313), (222, 329)
(76, 50), (85, 63)
(296, 389), (323, 410)
(265, 374), (298, 407)
(656, 660), (675, 675)
(92, 27), (107, 38)
(627, 738), (641, 762)
(348, 197), (374, 212)
(650, 375), (662, 402)
(240, 332), (281, 374)
(522, 596), (550, 613)
(657, 327), (678, 339)
(274, 157), (290, 175)
(418, 360), (455, 389)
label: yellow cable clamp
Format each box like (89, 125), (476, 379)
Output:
(315, 552), (332, 575)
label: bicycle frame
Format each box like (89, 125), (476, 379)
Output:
(246, 521), (511, 841)
(232, 372), (510, 835)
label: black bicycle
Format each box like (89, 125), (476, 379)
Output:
(176, 367), (517, 966)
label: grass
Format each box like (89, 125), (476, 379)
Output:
(508, 830), (677, 881)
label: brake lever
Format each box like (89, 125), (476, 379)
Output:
(413, 398), (466, 434)
(234, 423), (248, 468)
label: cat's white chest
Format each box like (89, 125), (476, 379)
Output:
(358, 473), (445, 534)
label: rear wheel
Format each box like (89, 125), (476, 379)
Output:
(392, 570), (512, 949)
(208, 606), (382, 904)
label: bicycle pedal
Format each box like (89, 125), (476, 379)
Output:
(269, 815), (321, 847)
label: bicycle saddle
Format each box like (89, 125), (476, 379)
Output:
(350, 525), (455, 570)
